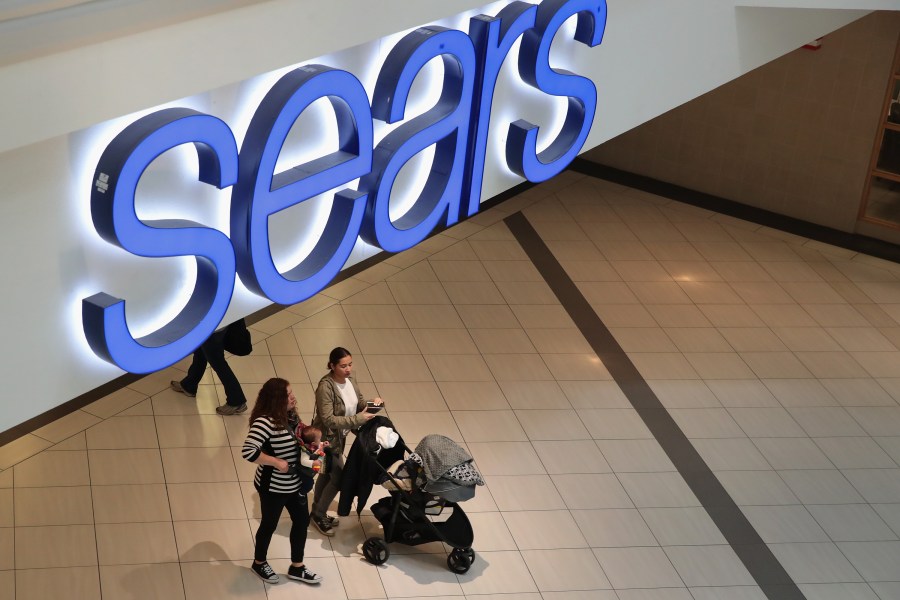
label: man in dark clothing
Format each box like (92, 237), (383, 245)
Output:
(171, 328), (248, 415)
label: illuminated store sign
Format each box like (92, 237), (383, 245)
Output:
(83, 0), (607, 373)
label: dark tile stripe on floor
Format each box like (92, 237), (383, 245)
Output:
(505, 211), (807, 600)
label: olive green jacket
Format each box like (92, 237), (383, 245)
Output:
(311, 373), (368, 456)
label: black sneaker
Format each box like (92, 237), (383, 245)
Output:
(287, 565), (322, 584)
(251, 561), (279, 584)
(325, 515), (339, 527)
(311, 515), (334, 536)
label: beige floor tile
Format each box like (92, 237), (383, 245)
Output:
(412, 329), (479, 355)
(85, 416), (159, 450)
(801, 304), (871, 328)
(457, 550), (539, 595)
(47, 433), (87, 451)
(468, 328), (536, 355)
(463, 512), (518, 551)
(0, 489), (10, 528)
(369, 381), (446, 412)
(577, 281), (640, 304)
(510, 304), (577, 328)
(222, 413), (253, 447)
(441, 280), (508, 304)
(14, 449), (90, 487)
(661, 260), (723, 283)
(161, 447), (239, 483)
(354, 328), (419, 355)
(738, 351), (813, 379)
(500, 380), (572, 409)
(96, 522), (178, 565)
(456, 304), (521, 329)
(516, 409), (591, 441)
(15, 566), (101, 600)
(0, 527), (11, 570)
(455, 410), (527, 442)
(342, 304), (407, 329)
(92, 483), (171, 523)
(87, 449), (164, 486)
(646, 304), (712, 327)
(180, 561), (268, 600)
(227, 355), (277, 384)
(595, 439), (677, 473)
(169, 482), (247, 521)
(0, 434), (52, 470)
(630, 353), (700, 380)
(15, 524), (97, 568)
(252, 308), (305, 334)
(32, 410), (101, 444)
(400, 304), (466, 328)
(173, 519), (254, 561)
(577, 409), (652, 440)
(591, 304), (658, 327)
(503, 510), (587, 549)
(763, 379), (838, 408)
(684, 352), (756, 379)
(664, 328), (733, 352)
(534, 440), (612, 474)
(574, 508), (659, 548)
(609, 260), (671, 281)
(495, 280), (559, 305)
(629, 281), (694, 305)
(559, 381), (631, 409)
(483, 354), (553, 381)
(850, 351), (900, 378)
(293, 328), (358, 355)
(128, 368), (183, 397)
(387, 281), (451, 304)
(710, 261), (773, 282)
(560, 260), (623, 282)
(376, 552), (464, 597)
(261, 328), (301, 355)
(0, 565), (11, 598)
(752, 304), (818, 327)
(482, 259), (544, 282)
(385, 411), (463, 446)
(468, 442), (545, 476)
(648, 380), (720, 408)
(718, 328), (787, 352)
(610, 327), (678, 352)
(334, 555), (386, 599)
(120, 399), (155, 416)
(521, 548), (611, 591)
(438, 381), (509, 410)
(430, 260), (491, 282)
(15, 486), (93, 526)
(794, 351), (870, 379)
(365, 354), (432, 382)
(825, 327), (898, 352)
(341, 281), (397, 305)
(487, 475), (566, 511)
(698, 304), (766, 327)
(99, 563), (185, 600)
(270, 355), (311, 385)
(543, 353), (612, 381)
(525, 328), (593, 354)
(156, 415), (229, 448)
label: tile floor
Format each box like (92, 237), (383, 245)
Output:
(2, 171), (900, 599)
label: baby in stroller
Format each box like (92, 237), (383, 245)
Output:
(382, 434), (484, 502)
(366, 433), (484, 573)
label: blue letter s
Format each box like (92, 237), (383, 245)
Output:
(83, 108), (239, 374)
(508, 0), (607, 182)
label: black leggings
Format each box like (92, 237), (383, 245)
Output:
(255, 489), (309, 563)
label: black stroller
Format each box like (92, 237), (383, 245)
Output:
(360, 433), (484, 574)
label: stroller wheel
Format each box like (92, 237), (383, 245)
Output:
(447, 548), (473, 574)
(363, 537), (390, 565)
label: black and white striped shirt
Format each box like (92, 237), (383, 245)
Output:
(242, 416), (301, 494)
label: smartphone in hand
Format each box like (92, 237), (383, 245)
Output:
(366, 401), (383, 413)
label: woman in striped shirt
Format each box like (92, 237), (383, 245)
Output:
(242, 377), (322, 585)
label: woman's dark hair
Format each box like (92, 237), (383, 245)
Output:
(327, 347), (352, 371)
(249, 377), (295, 430)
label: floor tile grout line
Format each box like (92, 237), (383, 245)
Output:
(505, 210), (808, 600)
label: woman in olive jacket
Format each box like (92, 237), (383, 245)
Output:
(309, 347), (382, 535)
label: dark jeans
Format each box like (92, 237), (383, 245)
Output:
(311, 451), (344, 519)
(180, 329), (246, 407)
(255, 489), (309, 563)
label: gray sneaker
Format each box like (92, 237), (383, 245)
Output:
(216, 403), (248, 415)
(170, 381), (196, 398)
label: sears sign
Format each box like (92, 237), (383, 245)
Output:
(83, 0), (606, 373)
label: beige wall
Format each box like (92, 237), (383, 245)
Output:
(584, 11), (900, 233)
